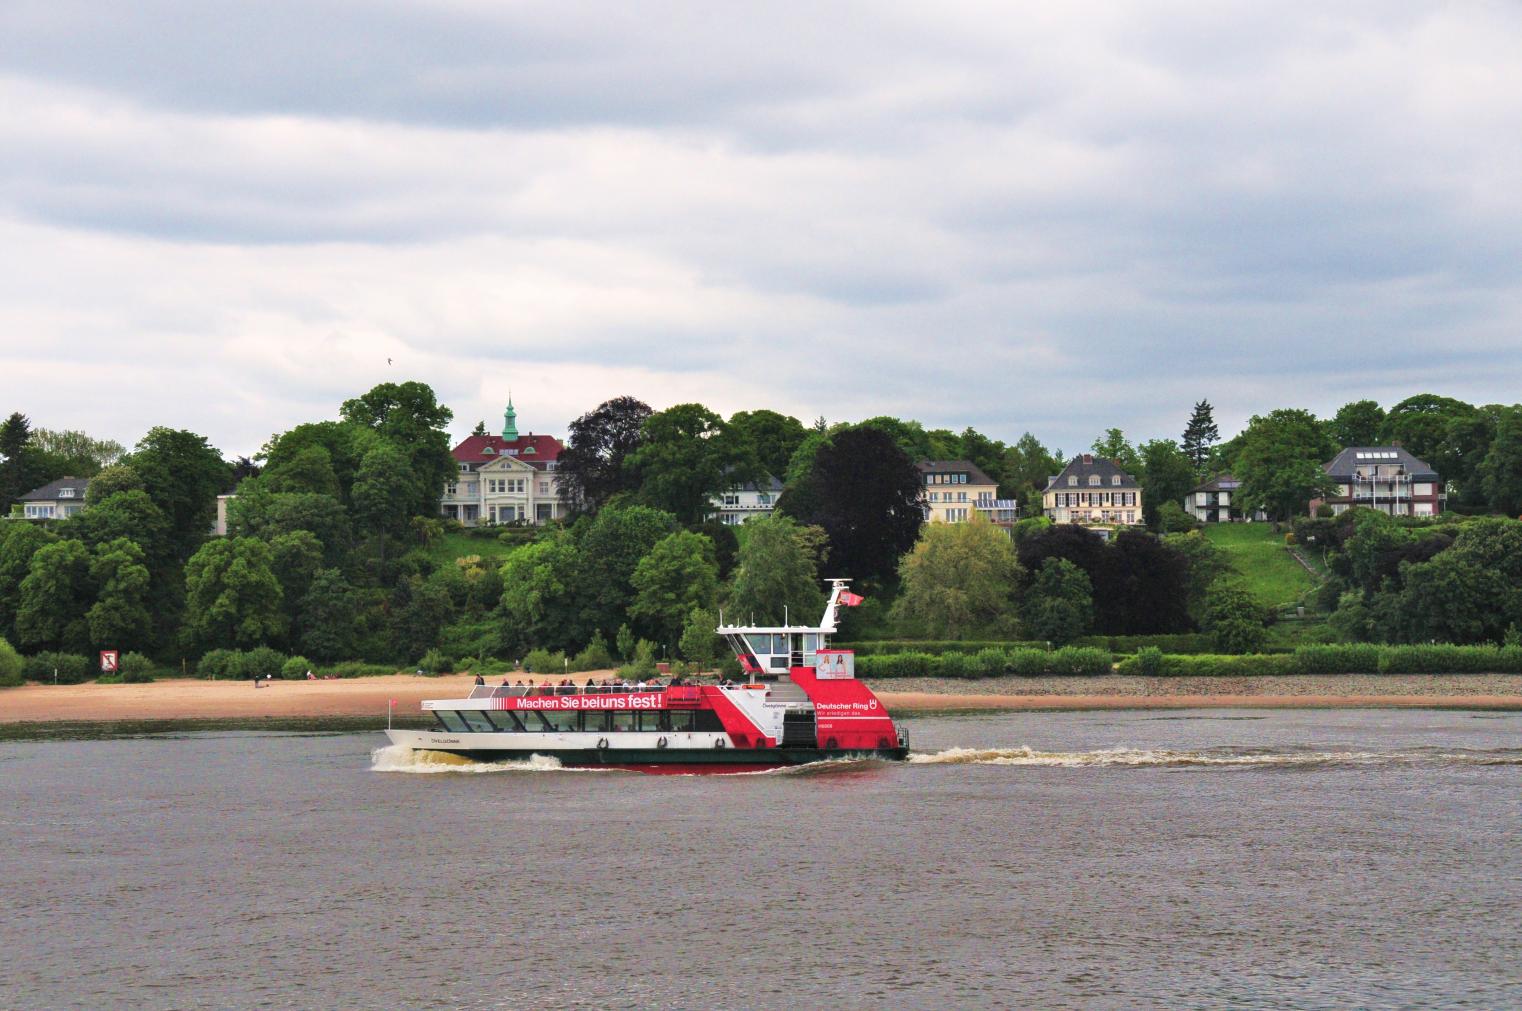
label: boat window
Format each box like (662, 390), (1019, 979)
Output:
(582, 711), (610, 733)
(803, 633), (819, 653)
(638, 712), (665, 732)
(482, 710), (521, 733)
(459, 709), (496, 733)
(434, 710), (469, 733)
(769, 655), (788, 669)
(610, 711), (637, 733)
(516, 710), (553, 731)
(692, 711), (724, 733)
(744, 634), (774, 656)
(542, 710), (578, 732)
(667, 710), (693, 732)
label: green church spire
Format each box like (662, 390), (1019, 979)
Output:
(502, 394), (518, 440)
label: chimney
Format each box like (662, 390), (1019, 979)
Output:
(1082, 454), (1094, 465)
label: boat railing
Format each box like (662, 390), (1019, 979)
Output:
(464, 683), (701, 700)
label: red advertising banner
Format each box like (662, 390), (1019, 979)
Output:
(502, 692), (669, 712)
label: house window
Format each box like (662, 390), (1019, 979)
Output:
(1088, 475), (1100, 486)
(1067, 476), (1077, 486)
(539, 482), (549, 494)
(758, 494), (771, 506)
(446, 483), (457, 496)
(487, 479), (504, 494)
(58, 488), (75, 499)
(1111, 475), (1121, 486)
(458, 463), (470, 472)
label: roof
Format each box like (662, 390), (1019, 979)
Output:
(1042, 455), (1140, 492)
(1323, 446), (1438, 481)
(729, 474), (783, 493)
(452, 433), (563, 469)
(1190, 474), (1242, 493)
(20, 477), (91, 502)
(917, 459), (997, 486)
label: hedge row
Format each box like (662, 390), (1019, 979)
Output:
(196, 649), (398, 680)
(841, 634), (1217, 656)
(1115, 644), (1522, 677)
(856, 647), (1113, 679)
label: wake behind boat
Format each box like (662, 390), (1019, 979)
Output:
(384, 580), (909, 770)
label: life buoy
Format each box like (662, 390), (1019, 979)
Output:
(714, 738), (727, 749)
(656, 737), (669, 749)
(597, 737), (609, 750)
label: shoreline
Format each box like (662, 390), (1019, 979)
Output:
(2, 673), (1522, 727)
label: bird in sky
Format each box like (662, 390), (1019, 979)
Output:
(387, 357), (393, 365)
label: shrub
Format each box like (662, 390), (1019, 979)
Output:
(0, 637), (23, 687)
(1134, 646), (1163, 677)
(573, 633), (615, 673)
(321, 661), (397, 678)
(615, 624), (636, 661)
(973, 647), (1008, 678)
(118, 652), (156, 684)
(281, 656), (315, 680)
(23, 652), (91, 684)
(1202, 580), (1269, 654)
(417, 648), (453, 675)
(243, 646), (286, 681)
(523, 648), (564, 674)
(1284, 532), (1297, 546)
(1292, 644), (1381, 675)
(197, 648), (239, 679)
(938, 652), (973, 679)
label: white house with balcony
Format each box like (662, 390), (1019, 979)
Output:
(1184, 474), (1265, 523)
(17, 477), (90, 520)
(1311, 447), (1443, 517)
(1042, 455), (1141, 526)
(710, 474), (783, 526)
(919, 460), (1018, 526)
(439, 399), (566, 527)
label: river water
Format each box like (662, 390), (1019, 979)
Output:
(3, 708), (1521, 1009)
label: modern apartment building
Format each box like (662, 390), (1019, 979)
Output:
(710, 474), (783, 526)
(1042, 455), (1141, 526)
(1312, 447), (1442, 517)
(1183, 474), (1264, 523)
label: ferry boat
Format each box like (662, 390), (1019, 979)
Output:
(385, 580), (909, 770)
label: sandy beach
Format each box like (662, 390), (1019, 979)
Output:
(3, 672), (1522, 724)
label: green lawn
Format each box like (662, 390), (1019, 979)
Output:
(1202, 523), (1320, 607)
(421, 531), (522, 567)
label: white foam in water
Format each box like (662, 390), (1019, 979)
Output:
(369, 745), (590, 774)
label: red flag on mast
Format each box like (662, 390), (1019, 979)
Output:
(839, 591), (864, 607)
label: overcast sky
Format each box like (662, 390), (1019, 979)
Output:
(2, 1), (1519, 459)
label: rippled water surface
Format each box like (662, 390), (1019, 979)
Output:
(4, 708), (1522, 1009)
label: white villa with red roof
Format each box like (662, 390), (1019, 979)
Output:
(439, 398), (565, 527)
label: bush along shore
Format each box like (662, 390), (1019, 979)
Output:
(856, 643), (1522, 678)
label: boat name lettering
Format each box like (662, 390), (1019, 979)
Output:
(515, 694), (665, 711)
(814, 701), (880, 713)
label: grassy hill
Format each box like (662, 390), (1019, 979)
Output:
(1202, 522), (1319, 607)
(421, 530), (522, 568)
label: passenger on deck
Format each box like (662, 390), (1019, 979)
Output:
(474, 674), (485, 686)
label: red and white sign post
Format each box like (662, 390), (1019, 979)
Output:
(99, 650), (119, 676)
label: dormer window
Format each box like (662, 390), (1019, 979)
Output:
(523, 445), (535, 454)
(1111, 475), (1121, 486)
(1067, 476), (1077, 486)
(59, 488), (75, 499)
(1088, 475), (1100, 486)
(482, 447), (494, 455)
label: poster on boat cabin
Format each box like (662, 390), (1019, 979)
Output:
(814, 650), (854, 680)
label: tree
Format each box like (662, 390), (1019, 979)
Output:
(300, 568), (360, 661)
(87, 538), (153, 651)
(1234, 409), (1337, 520)
(1016, 524), (1192, 635)
(1138, 439), (1197, 528)
(576, 505), (680, 639)
(627, 404), (742, 524)
(1478, 409), (1522, 517)
(1163, 530), (1234, 623)
(1180, 400), (1220, 472)
(1156, 501), (1199, 533)
(269, 530), (324, 642)
(16, 539), (93, 653)
(728, 410), (807, 483)
(1091, 429), (1141, 474)
(389, 574), (454, 664)
(726, 514), (827, 626)
(1379, 395), (1475, 463)
(1201, 580), (1268, 653)
(678, 607), (721, 669)
(31, 429), (125, 475)
(630, 530), (720, 646)
(351, 443), (419, 568)
(84, 464), (145, 506)
(892, 516), (1022, 639)
(777, 426), (923, 585)
(0, 412), (35, 514)
(471, 420), (488, 437)
(1329, 400), (1385, 449)
(126, 427), (231, 561)
(1389, 552), (1517, 645)
(556, 396), (651, 515)
(1021, 557), (1093, 645)
(258, 422), (374, 507)
(499, 530), (585, 652)
(182, 538), (285, 653)
(262, 445), (341, 498)
(0, 522), (55, 643)
(340, 381), (455, 518)
(1002, 433), (1064, 517)
(226, 485), (352, 564)
(0, 635), (22, 687)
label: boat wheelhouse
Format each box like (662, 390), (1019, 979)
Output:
(384, 580), (908, 770)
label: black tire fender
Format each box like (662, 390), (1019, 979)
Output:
(714, 738), (727, 749)
(656, 737), (669, 749)
(597, 737), (609, 750)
